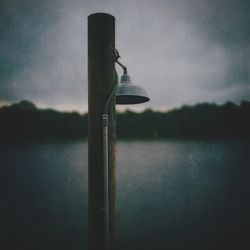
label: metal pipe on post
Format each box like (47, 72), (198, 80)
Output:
(88, 13), (116, 250)
(102, 113), (109, 250)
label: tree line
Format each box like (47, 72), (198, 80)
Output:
(0, 100), (249, 143)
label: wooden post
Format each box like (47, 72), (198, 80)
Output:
(88, 13), (116, 250)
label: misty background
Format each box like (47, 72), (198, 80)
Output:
(0, 0), (249, 112)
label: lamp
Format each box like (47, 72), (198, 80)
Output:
(116, 73), (150, 104)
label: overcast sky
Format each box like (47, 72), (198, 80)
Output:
(0, 0), (249, 112)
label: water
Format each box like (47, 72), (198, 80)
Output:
(0, 140), (249, 250)
(117, 141), (250, 250)
(0, 142), (88, 250)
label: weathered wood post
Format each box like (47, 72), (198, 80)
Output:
(88, 13), (116, 250)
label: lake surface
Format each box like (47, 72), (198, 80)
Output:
(0, 140), (249, 250)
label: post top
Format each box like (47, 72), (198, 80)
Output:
(88, 12), (115, 20)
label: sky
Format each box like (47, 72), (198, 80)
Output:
(0, 0), (249, 112)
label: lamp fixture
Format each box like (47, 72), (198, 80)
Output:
(114, 48), (150, 105)
(116, 73), (150, 104)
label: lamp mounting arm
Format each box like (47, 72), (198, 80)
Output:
(113, 48), (127, 74)
(116, 60), (127, 74)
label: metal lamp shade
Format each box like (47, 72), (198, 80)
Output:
(116, 74), (150, 104)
